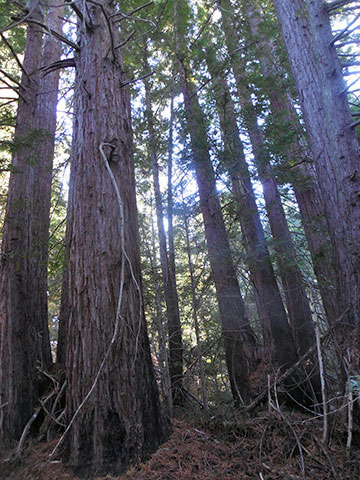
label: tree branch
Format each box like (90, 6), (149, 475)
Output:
(0, 33), (29, 78)
(27, 19), (80, 51)
(327, 0), (359, 12)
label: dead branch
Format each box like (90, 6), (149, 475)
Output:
(327, 0), (359, 12)
(39, 58), (76, 75)
(119, 69), (155, 88)
(0, 33), (29, 78)
(330, 13), (360, 45)
(27, 18), (80, 51)
(115, 29), (136, 49)
(313, 434), (339, 479)
(246, 309), (350, 412)
(13, 406), (42, 459)
(0, 68), (23, 89)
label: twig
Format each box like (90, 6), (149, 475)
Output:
(313, 434), (339, 479)
(314, 306), (329, 444)
(270, 401), (306, 479)
(346, 382), (353, 451)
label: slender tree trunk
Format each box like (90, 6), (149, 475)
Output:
(179, 69), (253, 404)
(218, 0), (314, 359)
(184, 215), (208, 410)
(62, 2), (168, 476)
(0, 2), (60, 445)
(206, 54), (298, 368)
(244, 0), (340, 327)
(143, 64), (183, 405)
(272, 0), (360, 347)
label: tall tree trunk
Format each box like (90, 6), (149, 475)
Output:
(0, 2), (59, 444)
(218, 0), (315, 359)
(272, 0), (360, 347)
(244, 0), (340, 327)
(143, 63), (184, 406)
(62, 2), (168, 476)
(206, 53), (298, 368)
(179, 70), (254, 404)
(184, 214), (208, 410)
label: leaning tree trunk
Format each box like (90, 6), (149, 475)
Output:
(62, 2), (169, 476)
(143, 61), (183, 406)
(272, 0), (360, 347)
(244, 0), (340, 328)
(206, 53), (298, 369)
(0, 2), (57, 445)
(218, 0), (315, 359)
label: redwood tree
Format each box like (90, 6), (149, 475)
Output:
(62, 1), (168, 476)
(0, 2), (61, 445)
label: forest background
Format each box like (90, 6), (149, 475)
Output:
(0, 0), (360, 478)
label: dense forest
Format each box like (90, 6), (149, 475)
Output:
(0, 0), (360, 478)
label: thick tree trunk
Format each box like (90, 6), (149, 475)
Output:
(272, 0), (360, 345)
(62, 2), (168, 476)
(207, 56), (298, 369)
(0, 2), (60, 445)
(143, 71), (184, 406)
(218, 0), (314, 359)
(244, 0), (340, 327)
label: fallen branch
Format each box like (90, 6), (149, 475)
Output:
(246, 310), (350, 412)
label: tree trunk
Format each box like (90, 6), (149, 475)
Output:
(0, 2), (59, 445)
(184, 215), (208, 410)
(244, 0), (340, 327)
(218, 0), (314, 359)
(179, 67), (253, 404)
(206, 54), (298, 369)
(143, 64), (183, 406)
(272, 0), (360, 346)
(62, 2), (169, 476)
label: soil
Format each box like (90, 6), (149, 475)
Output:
(2, 409), (359, 479)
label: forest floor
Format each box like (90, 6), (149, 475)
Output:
(2, 407), (360, 480)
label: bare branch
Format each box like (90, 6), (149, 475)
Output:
(115, 29), (136, 49)
(350, 118), (360, 128)
(330, 13), (360, 45)
(0, 33), (29, 78)
(0, 68), (23, 89)
(39, 57), (76, 75)
(327, 0), (359, 12)
(120, 70), (155, 88)
(27, 18), (80, 51)
(65, 0), (84, 21)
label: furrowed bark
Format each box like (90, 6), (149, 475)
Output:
(62, 1), (169, 476)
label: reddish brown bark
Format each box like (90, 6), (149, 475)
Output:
(207, 57), (298, 369)
(62, 2), (168, 476)
(244, 1), (340, 327)
(272, 0), (360, 345)
(0, 3), (61, 445)
(218, 0), (314, 360)
(179, 67), (254, 404)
